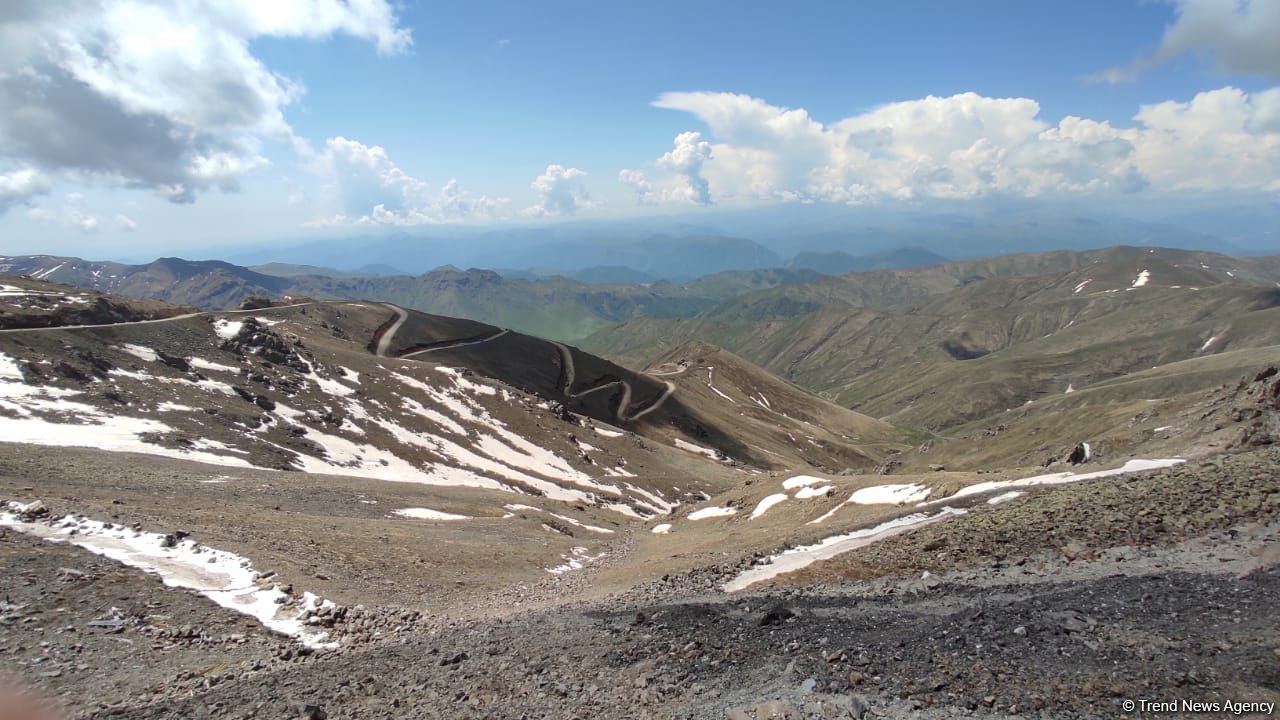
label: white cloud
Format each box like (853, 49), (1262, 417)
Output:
(116, 214), (138, 231)
(656, 132), (714, 204)
(618, 168), (655, 205)
(1132, 86), (1280, 191)
(647, 87), (1280, 204)
(523, 165), (592, 217)
(0, 166), (51, 212)
(0, 0), (410, 212)
(1097, 0), (1280, 82)
(311, 137), (507, 226)
(26, 194), (100, 233)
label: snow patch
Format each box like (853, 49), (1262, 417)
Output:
(0, 507), (335, 648)
(392, 507), (470, 521)
(942, 458), (1184, 503)
(547, 546), (605, 575)
(674, 438), (721, 460)
(213, 319), (243, 340)
(0, 352), (23, 380)
(1131, 270), (1150, 288)
(793, 485), (834, 500)
(849, 483), (932, 505)
(651, 523), (672, 534)
(189, 357), (240, 373)
(725, 508), (968, 591)
(688, 505), (736, 520)
(119, 344), (158, 362)
(782, 475), (826, 490)
(749, 493), (789, 519)
(987, 491), (1024, 505)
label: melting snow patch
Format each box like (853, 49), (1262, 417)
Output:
(987, 491), (1024, 505)
(119, 344), (158, 362)
(155, 401), (198, 412)
(688, 505), (736, 520)
(849, 483), (932, 505)
(1072, 279), (1092, 294)
(674, 438), (721, 460)
(809, 483), (933, 524)
(793, 485), (834, 499)
(724, 508), (968, 591)
(505, 504), (615, 534)
(1199, 335), (1218, 352)
(0, 372), (253, 468)
(593, 426), (624, 438)
(0, 507), (335, 648)
(189, 357), (240, 373)
(782, 475), (826, 490)
(651, 523), (672, 534)
(310, 371), (356, 397)
(705, 367), (736, 403)
(1131, 270), (1151, 288)
(0, 352), (23, 380)
(213, 319), (243, 340)
(941, 458), (1185, 503)
(547, 546), (605, 575)
(750, 493), (789, 519)
(392, 507), (470, 521)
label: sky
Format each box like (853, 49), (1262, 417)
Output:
(1, 0), (1278, 256)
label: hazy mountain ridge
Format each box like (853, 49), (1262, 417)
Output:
(581, 247), (1280, 431)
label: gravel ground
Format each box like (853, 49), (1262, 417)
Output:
(1, 448), (1277, 719)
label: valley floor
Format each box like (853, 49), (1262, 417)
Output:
(2, 446), (1277, 719)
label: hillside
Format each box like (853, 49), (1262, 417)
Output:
(1, 275), (191, 329)
(0, 255), (294, 309)
(1, 255), (830, 342)
(582, 248), (1280, 432)
(2, 263), (1277, 720)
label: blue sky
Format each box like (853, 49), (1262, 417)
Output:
(1, 0), (1278, 256)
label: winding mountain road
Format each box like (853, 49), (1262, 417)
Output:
(402, 329), (510, 358)
(373, 303), (409, 357)
(0, 301), (316, 335)
(551, 341), (675, 422)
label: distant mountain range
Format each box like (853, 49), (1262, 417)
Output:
(787, 247), (950, 275)
(580, 246), (1280, 432)
(6, 245), (1280, 437)
(0, 254), (827, 341)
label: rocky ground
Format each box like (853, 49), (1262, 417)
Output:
(2, 447), (1276, 719)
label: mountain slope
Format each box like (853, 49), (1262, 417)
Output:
(0, 256), (294, 309)
(643, 341), (910, 469)
(582, 248), (1280, 432)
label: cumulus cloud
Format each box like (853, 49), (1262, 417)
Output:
(646, 87), (1280, 204)
(0, 0), (410, 213)
(1095, 0), (1280, 83)
(523, 165), (592, 217)
(311, 137), (506, 226)
(618, 169), (655, 205)
(26, 194), (100, 233)
(656, 132), (714, 204)
(0, 166), (51, 212)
